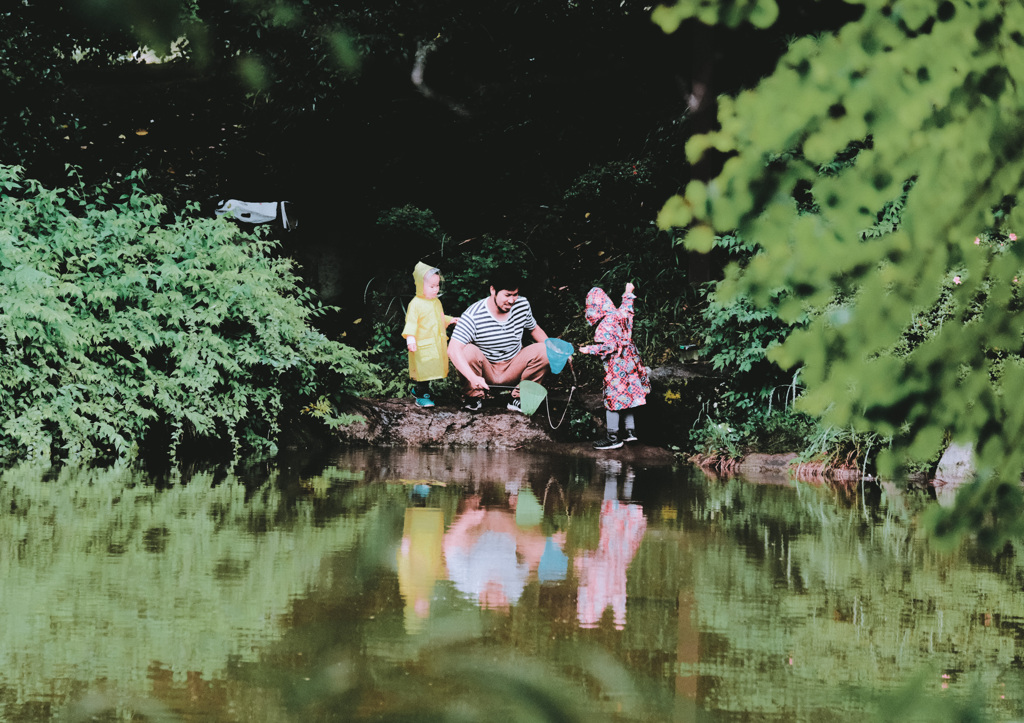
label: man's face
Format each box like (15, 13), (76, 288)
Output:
(423, 273), (440, 299)
(491, 287), (519, 313)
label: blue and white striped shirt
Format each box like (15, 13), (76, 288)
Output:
(451, 297), (538, 362)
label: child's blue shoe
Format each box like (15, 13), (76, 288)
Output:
(410, 386), (435, 408)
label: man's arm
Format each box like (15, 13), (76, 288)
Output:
(447, 339), (489, 391)
(519, 299), (547, 343)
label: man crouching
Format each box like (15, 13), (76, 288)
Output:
(447, 265), (550, 413)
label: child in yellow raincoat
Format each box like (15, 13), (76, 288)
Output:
(402, 262), (458, 407)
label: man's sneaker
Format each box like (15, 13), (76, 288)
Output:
(593, 434), (623, 450)
(507, 397), (524, 414)
(623, 429), (638, 443)
(462, 397), (483, 412)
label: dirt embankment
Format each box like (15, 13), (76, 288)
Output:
(332, 391), (957, 487)
(333, 396), (676, 464)
(331, 398), (872, 477)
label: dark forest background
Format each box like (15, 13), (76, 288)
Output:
(5, 0), (859, 332)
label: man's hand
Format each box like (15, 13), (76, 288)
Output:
(406, 337), (418, 352)
(447, 339), (489, 390)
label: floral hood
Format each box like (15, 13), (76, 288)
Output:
(585, 287), (617, 326)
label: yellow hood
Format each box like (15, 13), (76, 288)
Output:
(413, 262), (440, 298)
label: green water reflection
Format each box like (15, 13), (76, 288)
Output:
(0, 450), (1022, 721)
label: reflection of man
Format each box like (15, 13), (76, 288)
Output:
(447, 265), (550, 413)
(396, 507), (445, 633)
(442, 494), (553, 611)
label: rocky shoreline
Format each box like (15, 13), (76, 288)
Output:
(330, 362), (706, 464)
(331, 390), (972, 489)
(329, 400), (869, 482)
(333, 395), (678, 464)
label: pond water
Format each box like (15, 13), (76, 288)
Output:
(1, 448), (1022, 722)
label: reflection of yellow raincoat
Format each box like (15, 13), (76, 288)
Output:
(396, 507), (445, 633)
(402, 262), (453, 382)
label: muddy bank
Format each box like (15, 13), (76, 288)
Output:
(328, 395), (947, 486)
(330, 399), (876, 478)
(333, 396), (676, 464)
(329, 361), (711, 462)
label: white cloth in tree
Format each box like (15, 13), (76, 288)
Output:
(215, 200), (296, 230)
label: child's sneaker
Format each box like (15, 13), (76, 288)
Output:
(462, 397), (483, 412)
(623, 429), (638, 443)
(593, 434), (623, 450)
(410, 385), (435, 408)
(507, 397), (524, 414)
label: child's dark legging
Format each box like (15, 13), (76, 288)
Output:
(606, 409), (636, 435)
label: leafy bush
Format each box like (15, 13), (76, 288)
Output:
(0, 164), (380, 464)
(695, 233), (808, 420)
(689, 417), (742, 458)
(798, 425), (884, 472)
(439, 235), (533, 315)
(562, 158), (655, 206)
(743, 408), (818, 455)
(591, 226), (696, 359)
(376, 205), (445, 249)
(689, 403), (816, 459)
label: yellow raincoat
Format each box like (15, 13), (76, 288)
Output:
(402, 262), (453, 382)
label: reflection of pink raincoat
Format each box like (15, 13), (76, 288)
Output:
(578, 288), (651, 411)
(575, 500), (647, 630)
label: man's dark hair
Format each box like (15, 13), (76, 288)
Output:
(489, 264), (523, 294)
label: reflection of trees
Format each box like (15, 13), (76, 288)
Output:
(268, 460), (1024, 720)
(628, 468), (1024, 719)
(13, 454), (1024, 721)
(0, 457), (672, 722)
(0, 464), (364, 705)
(235, 477), (670, 722)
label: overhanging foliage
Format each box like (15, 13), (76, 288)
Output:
(657, 0), (1024, 545)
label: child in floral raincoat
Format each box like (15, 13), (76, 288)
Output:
(402, 262), (457, 407)
(578, 282), (651, 449)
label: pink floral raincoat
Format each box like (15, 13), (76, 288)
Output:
(578, 288), (651, 411)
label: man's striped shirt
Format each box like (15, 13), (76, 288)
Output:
(451, 297), (537, 362)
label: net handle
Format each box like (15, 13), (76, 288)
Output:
(543, 358), (578, 430)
